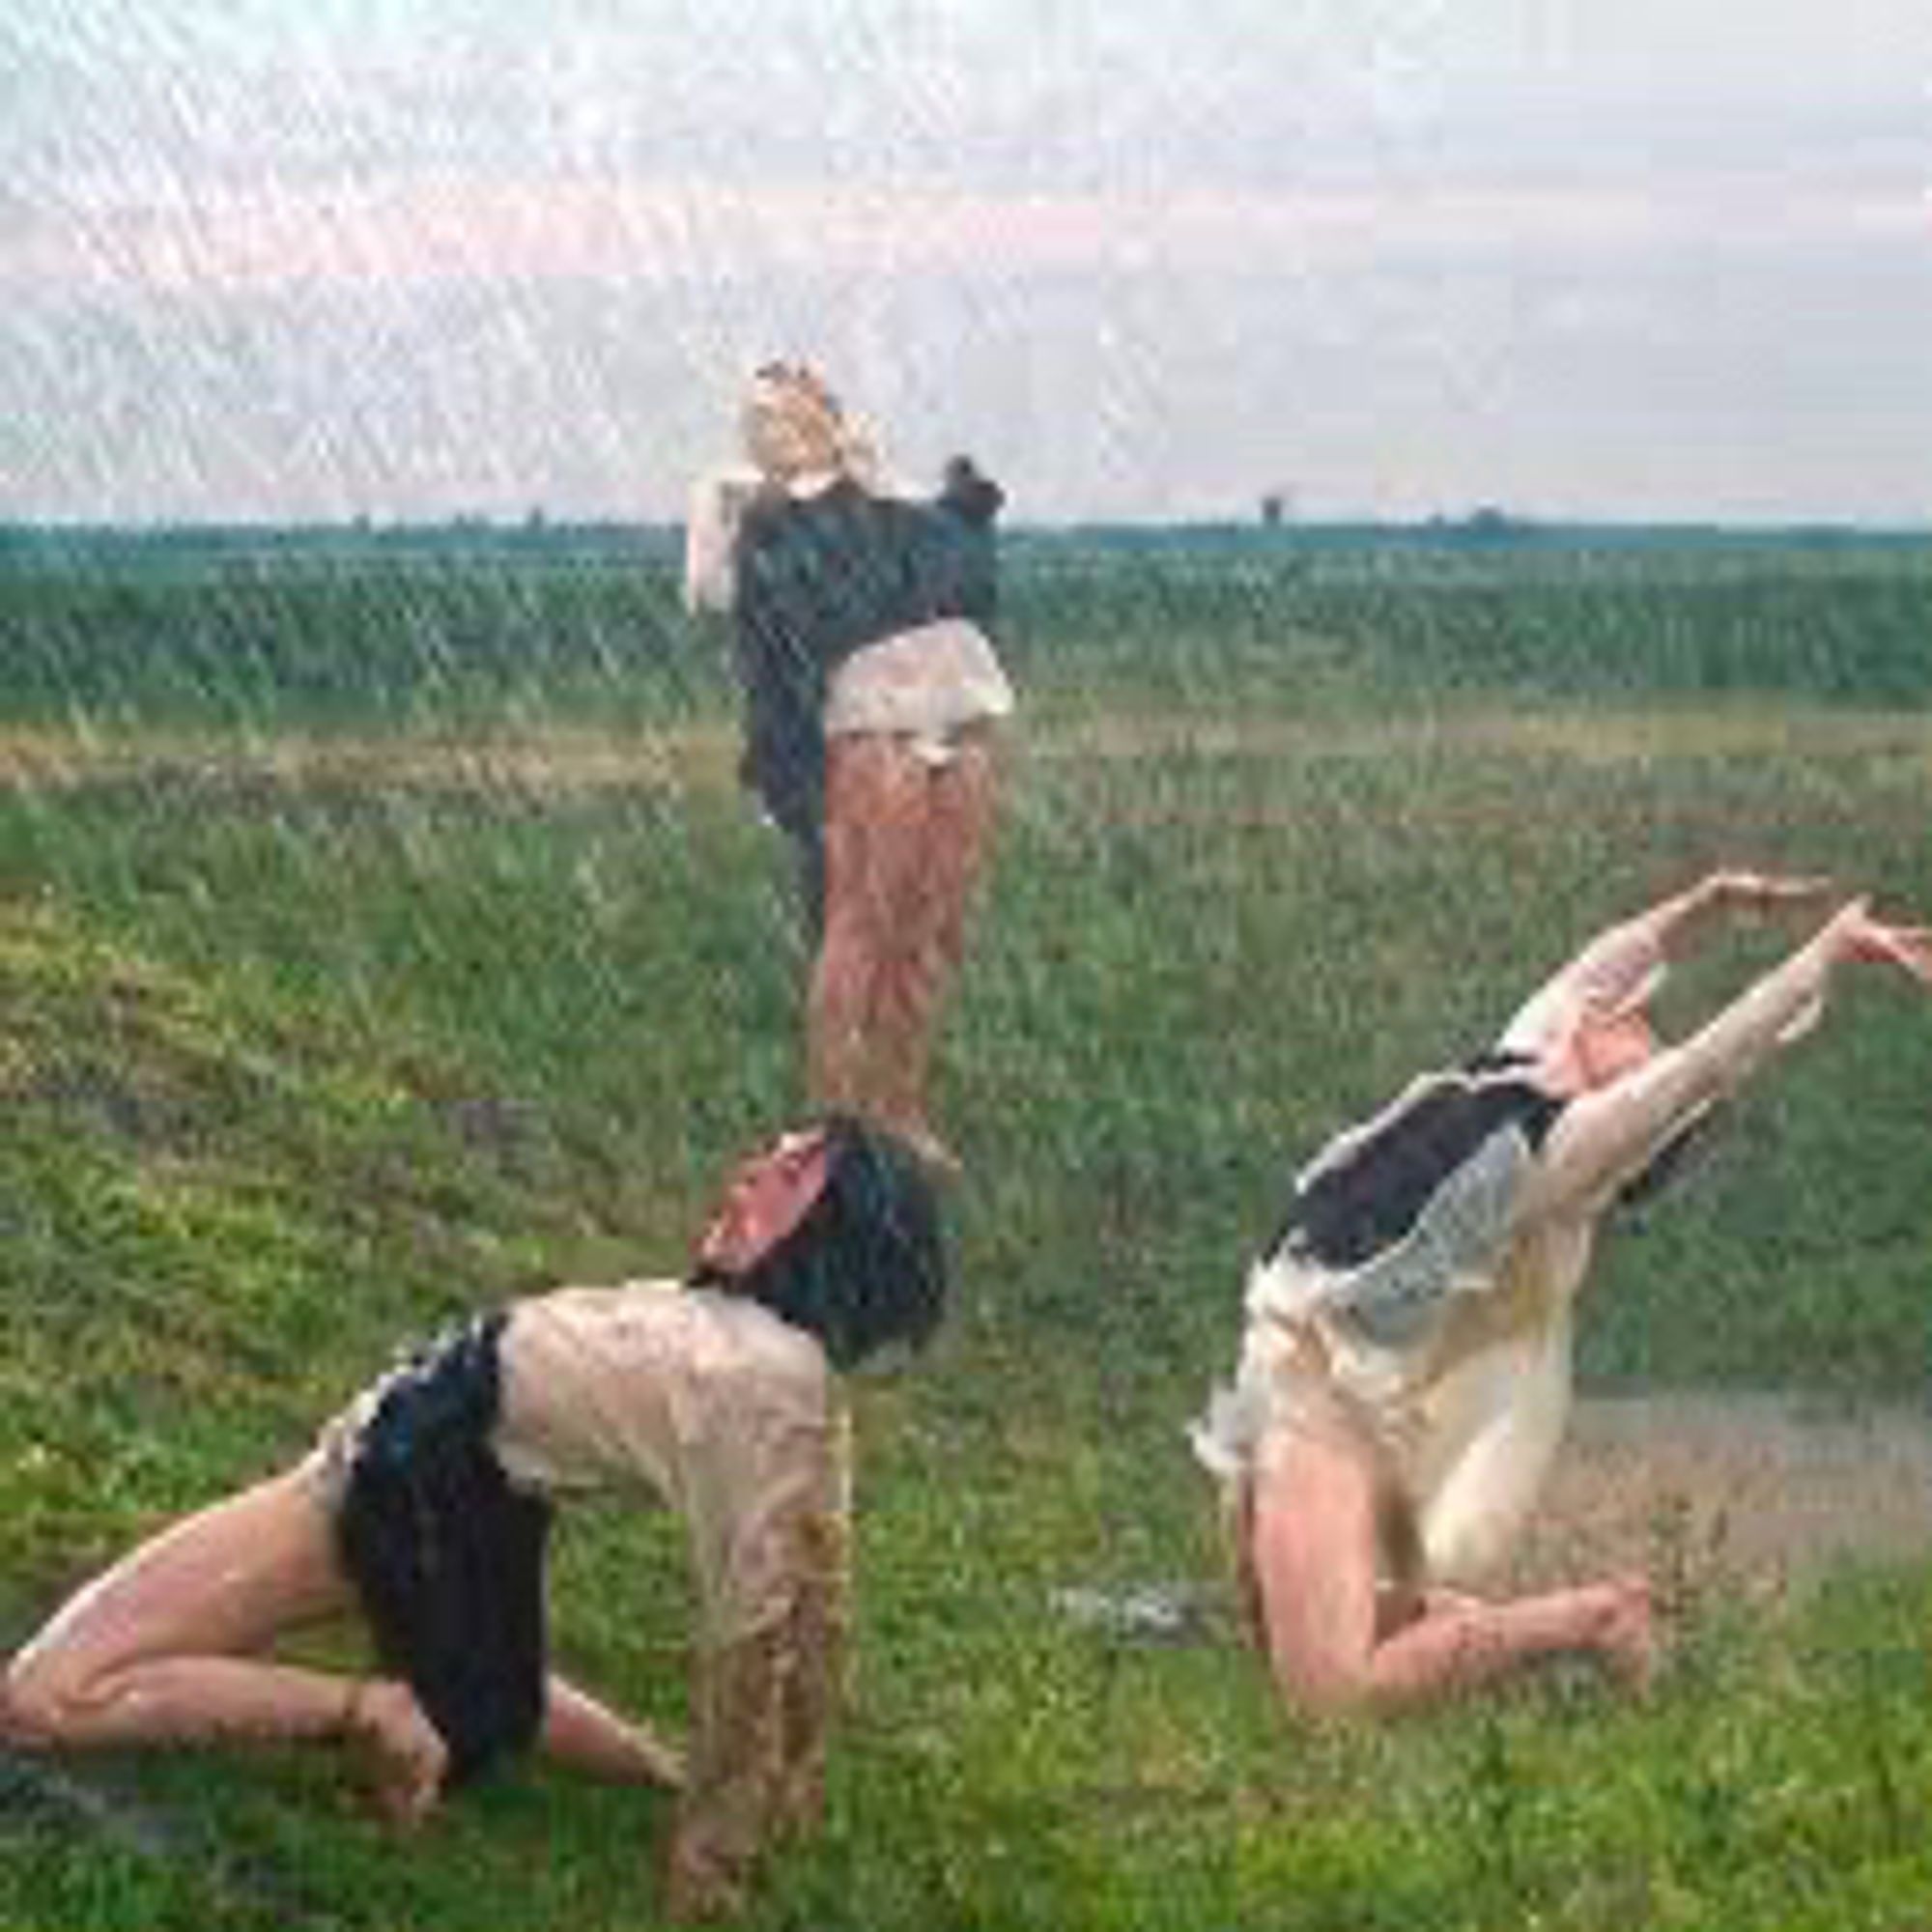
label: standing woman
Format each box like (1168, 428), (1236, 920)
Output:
(688, 363), (1014, 1169)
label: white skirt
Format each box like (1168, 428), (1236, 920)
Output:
(824, 619), (1014, 764)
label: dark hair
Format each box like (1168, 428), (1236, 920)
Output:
(722, 1116), (948, 1369)
(1614, 1107), (1718, 1215)
(939, 454), (1006, 528)
(1268, 1061), (1566, 1269)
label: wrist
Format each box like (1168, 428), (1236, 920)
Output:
(663, 1829), (749, 1923)
(336, 1676), (367, 1741)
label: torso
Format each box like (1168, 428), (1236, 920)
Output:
(1233, 1151), (1602, 1585)
(493, 1281), (837, 1646)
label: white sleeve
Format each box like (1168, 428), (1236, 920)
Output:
(682, 470), (754, 616)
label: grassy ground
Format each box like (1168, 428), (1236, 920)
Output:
(4, 540), (1932, 1928)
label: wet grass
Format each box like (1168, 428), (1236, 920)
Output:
(4, 539), (1932, 1926)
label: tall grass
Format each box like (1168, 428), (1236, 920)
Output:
(4, 537), (1932, 1928)
(5, 531), (1929, 731)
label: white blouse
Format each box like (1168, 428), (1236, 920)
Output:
(823, 618), (1014, 757)
(496, 1280), (840, 1650)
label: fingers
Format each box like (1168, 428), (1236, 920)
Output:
(1761, 874), (1834, 904)
(1861, 923), (1932, 986)
(1832, 905), (1932, 985)
(1719, 870), (1834, 909)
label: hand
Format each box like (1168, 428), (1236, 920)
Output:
(1705, 870), (1835, 916)
(662, 1836), (749, 1924)
(1826, 900), (1932, 986)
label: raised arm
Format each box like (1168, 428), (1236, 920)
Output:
(683, 470), (757, 617)
(1526, 898), (1932, 1217)
(1499, 871), (1834, 1059)
(1626, 870), (1837, 961)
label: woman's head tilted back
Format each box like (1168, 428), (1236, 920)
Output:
(742, 361), (863, 486)
(696, 1116), (948, 1370)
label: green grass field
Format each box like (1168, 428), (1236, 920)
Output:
(4, 534), (1932, 1929)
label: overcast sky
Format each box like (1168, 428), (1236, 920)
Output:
(3, 0), (1928, 524)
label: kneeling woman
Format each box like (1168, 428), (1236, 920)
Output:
(3, 1117), (945, 1920)
(1193, 875), (1932, 1717)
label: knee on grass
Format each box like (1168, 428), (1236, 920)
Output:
(2, 1644), (115, 1745)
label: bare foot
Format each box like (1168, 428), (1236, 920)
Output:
(344, 1680), (447, 1830)
(878, 1118), (963, 1179)
(1595, 1575), (1658, 1695)
(626, 1719), (686, 1792)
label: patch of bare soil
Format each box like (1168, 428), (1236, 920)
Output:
(1513, 1392), (1932, 1599)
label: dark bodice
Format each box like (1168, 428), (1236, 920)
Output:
(731, 478), (992, 833)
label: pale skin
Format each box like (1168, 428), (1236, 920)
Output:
(0, 1128), (837, 1835)
(1250, 878), (1932, 1718)
(809, 727), (998, 1168)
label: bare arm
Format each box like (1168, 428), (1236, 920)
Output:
(683, 471), (756, 617)
(1526, 898), (1932, 1217)
(1501, 871), (1834, 1056)
(1619, 870), (1836, 963)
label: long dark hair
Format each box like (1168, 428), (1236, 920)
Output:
(707, 1116), (948, 1370)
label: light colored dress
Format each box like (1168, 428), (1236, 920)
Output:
(1194, 915), (1833, 1586)
(312, 1279), (846, 1887)
(496, 1282), (842, 1653)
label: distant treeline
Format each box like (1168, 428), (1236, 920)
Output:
(1, 526), (1927, 726)
(4, 516), (1928, 560)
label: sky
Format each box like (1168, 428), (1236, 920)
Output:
(2, 0), (1929, 526)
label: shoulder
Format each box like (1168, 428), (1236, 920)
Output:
(681, 1288), (832, 1408)
(504, 1284), (829, 1444)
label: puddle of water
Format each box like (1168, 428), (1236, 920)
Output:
(1516, 1391), (1932, 1593)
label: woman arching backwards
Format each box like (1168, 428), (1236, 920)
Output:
(1193, 875), (1932, 1716)
(4, 1116), (947, 1921)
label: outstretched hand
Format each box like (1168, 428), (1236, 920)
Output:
(1707, 870), (1836, 916)
(1828, 900), (1932, 987)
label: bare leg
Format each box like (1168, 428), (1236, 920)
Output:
(1251, 1429), (1654, 1718)
(540, 1674), (684, 1789)
(1, 1468), (446, 1823)
(809, 735), (903, 1118)
(867, 735), (997, 1151)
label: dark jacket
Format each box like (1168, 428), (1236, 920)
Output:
(936, 461), (1006, 629)
(732, 477), (988, 840)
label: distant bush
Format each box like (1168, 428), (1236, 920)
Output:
(2, 532), (1927, 729)
(0, 548), (714, 729)
(999, 541), (1932, 708)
